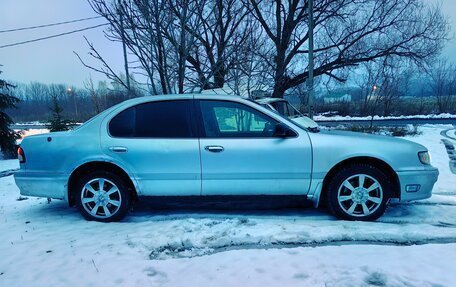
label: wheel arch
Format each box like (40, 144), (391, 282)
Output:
(67, 161), (137, 207)
(319, 156), (400, 207)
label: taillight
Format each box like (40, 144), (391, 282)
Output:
(18, 147), (26, 163)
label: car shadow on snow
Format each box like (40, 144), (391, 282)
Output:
(126, 196), (333, 222)
(17, 195), (332, 223)
(19, 194), (456, 227)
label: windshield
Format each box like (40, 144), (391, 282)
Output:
(263, 100), (319, 130)
(270, 101), (302, 118)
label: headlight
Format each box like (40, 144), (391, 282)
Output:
(418, 151), (431, 165)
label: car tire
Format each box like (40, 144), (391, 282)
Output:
(75, 171), (131, 222)
(326, 164), (391, 221)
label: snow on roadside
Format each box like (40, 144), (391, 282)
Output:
(15, 128), (49, 144)
(404, 124), (454, 194)
(0, 159), (19, 172)
(314, 113), (456, 121)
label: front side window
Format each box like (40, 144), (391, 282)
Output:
(109, 100), (193, 138)
(200, 100), (278, 138)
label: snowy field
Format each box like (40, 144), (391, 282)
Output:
(0, 125), (455, 287)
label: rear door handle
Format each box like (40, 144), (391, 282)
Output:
(205, 145), (224, 153)
(109, 146), (128, 153)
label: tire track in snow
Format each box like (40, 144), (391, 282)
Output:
(441, 127), (456, 174)
(0, 169), (18, 178)
(148, 236), (456, 260)
(441, 127), (456, 141)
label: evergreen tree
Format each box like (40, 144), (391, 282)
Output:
(0, 70), (21, 159)
(46, 95), (73, 132)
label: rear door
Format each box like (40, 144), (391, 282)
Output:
(197, 99), (312, 196)
(100, 98), (201, 196)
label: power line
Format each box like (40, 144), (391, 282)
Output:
(0, 23), (109, 49)
(0, 16), (104, 33)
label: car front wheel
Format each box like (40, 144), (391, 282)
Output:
(75, 171), (131, 222)
(327, 164), (391, 221)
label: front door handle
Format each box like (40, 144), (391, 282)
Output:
(109, 146), (128, 153)
(205, 145), (224, 153)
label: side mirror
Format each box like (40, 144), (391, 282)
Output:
(273, 123), (295, 138)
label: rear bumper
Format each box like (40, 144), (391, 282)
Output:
(14, 171), (68, 200)
(397, 167), (439, 201)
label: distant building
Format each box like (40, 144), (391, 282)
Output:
(323, 93), (352, 103)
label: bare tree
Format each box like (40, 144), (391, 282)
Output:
(427, 59), (456, 113)
(75, 36), (131, 92)
(226, 16), (273, 97)
(85, 77), (101, 114)
(356, 61), (383, 125)
(162, 0), (200, 93)
(248, 0), (448, 98)
(378, 58), (413, 116)
(184, 0), (252, 90)
(79, 0), (166, 94)
(82, 0), (256, 94)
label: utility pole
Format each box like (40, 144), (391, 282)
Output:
(307, 0), (315, 119)
(118, 0), (131, 98)
(67, 87), (78, 120)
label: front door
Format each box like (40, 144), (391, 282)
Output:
(197, 100), (312, 196)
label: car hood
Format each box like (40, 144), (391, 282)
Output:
(290, 116), (319, 129)
(308, 129), (430, 171)
(316, 129), (427, 151)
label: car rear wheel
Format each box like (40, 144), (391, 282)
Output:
(326, 164), (391, 221)
(75, 171), (131, 222)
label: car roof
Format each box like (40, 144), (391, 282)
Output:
(114, 93), (252, 107)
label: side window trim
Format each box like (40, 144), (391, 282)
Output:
(194, 99), (207, 138)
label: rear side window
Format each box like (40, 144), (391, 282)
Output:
(109, 100), (194, 138)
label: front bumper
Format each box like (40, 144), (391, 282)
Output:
(14, 171), (68, 200)
(397, 167), (439, 201)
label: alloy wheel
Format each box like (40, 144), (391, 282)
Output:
(80, 178), (122, 219)
(337, 174), (383, 217)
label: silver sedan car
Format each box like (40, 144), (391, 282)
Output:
(14, 94), (439, 222)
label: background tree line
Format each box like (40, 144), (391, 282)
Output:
(8, 78), (145, 122)
(7, 55), (456, 124)
(315, 57), (456, 117)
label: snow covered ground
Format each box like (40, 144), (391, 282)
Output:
(314, 113), (456, 121)
(0, 125), (455, 287)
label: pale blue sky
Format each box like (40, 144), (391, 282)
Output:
(0, 0), (455, 87)
(0, 0), (123, 87)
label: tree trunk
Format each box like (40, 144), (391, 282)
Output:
(272, 52), (287, 98)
